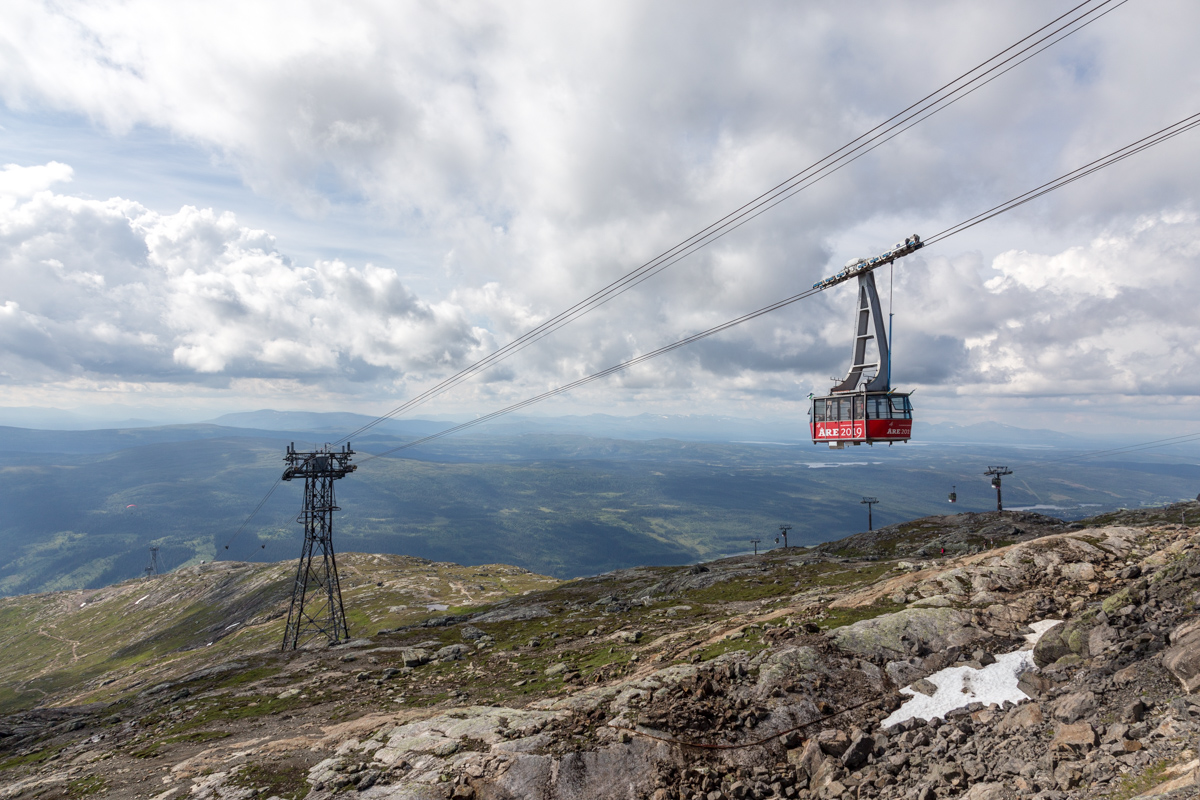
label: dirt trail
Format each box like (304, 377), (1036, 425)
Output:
(36, 625), (82, 665)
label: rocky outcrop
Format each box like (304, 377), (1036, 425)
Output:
(5, 515), (1200, 800)
(1163, 619), (1200, 693)
(830, 607), (991, 661)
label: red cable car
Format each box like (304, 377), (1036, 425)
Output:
(809, 235), (922, 449)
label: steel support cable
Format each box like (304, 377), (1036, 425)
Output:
(925, 112), (1200, 245)
(512, 0), (1136, 358)
(1075, 434), (1200, 461)
(221, 477), (282, 555)
(660, 0), (1133, 265)
(431, 0), (1132, 383)
(357, 285), (826, 463)
(1008, 432), (1200, 473)
(922, 125), (1200, 247)
(430, 0), (1128, 368)
(356, 109), (1200, 465)
(331, 0), (1123, 447)
(225, 1), (1133, 547)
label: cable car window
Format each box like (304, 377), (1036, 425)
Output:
(813, 400), (825, 422)
(887, 395), (912, 419)
(854, 396), (865, 420)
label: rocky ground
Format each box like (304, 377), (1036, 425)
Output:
(3, 504), (1200, 799)
(813, 510), (1083, 560)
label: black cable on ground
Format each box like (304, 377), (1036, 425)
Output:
(609, 694), (881, 751)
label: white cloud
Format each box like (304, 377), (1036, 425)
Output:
(898, 211), (1200, 397)
(0, 183), (487, 391)
(0, 2), (1199, 423)
(2, 171), (1199, 422)
(0, 162), (72, 198)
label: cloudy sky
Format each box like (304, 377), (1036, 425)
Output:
(2, 0), (1199, 434)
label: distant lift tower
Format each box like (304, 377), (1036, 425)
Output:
(776, 524), (792, 549)
(144, 546), (161, 578)
(281, 443), (357, 650)
(985, 466), (1012, 512)
(861, 497), (879, 531)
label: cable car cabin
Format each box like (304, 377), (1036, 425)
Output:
(807, 235), (924, 449)
(811, 392), (912, 448)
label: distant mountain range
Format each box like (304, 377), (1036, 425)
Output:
(1, 408), (1196, 597)
(207, 410), (451, 438)
(0, 405), (1088, 447)
(207, 409), (1081, 447)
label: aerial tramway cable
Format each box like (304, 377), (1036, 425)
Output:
(221, 477), (283, 553)
(330, 0), (1126, 447)
(923, 112), (1200, 245)
(1011, 432), (1200, 473)
(355, 108), (1200, 464)
(228, 0), (1132, 542)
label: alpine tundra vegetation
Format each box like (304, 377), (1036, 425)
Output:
(3, 503), (1200, 799)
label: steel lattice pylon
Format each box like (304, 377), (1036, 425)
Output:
(281, 443), (356, 650)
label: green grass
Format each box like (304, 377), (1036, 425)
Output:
(805, 561), (894, 588)
(572, 645), (634, 680)
(0, 550), (558, 716)
(686, 578), (794, 604)
(816, 601), (906, 631)
(199, 664), (284, 692)
(1107, 758), (1180, 800)
(0, 742), (66, 773)
(152, 692), (308, 737)
(67, 775), (108, 797)
(672, 561), (894, 608)
(0, 686), (44, 715)
(130, 729), (232, 758)
(228, 762), (310, 800)
(696, 634), (768, 662)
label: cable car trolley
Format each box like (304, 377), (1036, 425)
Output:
(810, 235), (922, 449)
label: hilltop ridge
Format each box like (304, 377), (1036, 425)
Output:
(2, 502), (1200, 799)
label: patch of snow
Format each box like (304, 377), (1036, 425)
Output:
(1024, 619), (1063, 648)
(425, 604), (449, 611)
(883, 619), (1062, 727)
(134, 594), (151, 605)
(1007, 505), (1072, 512)
(807, 461), (872, 469)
